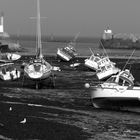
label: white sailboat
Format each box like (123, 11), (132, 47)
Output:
(57, 33), (79, 61)
(23, 0), (54, 89)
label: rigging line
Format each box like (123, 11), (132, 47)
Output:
(99, 40), (107, 57)
(73, 32), (80, 42)
(89, 48), (94, 55)
(122, 49), (135, 71)
(69, 32), (80, 46)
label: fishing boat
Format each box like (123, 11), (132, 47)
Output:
(85, 69), (140, 110)
(23, 0), (54, 89)
(57, 33), (79, 61)
(84, 53), (101, 71)
(0, 63), (20, 81)
(96, 57), (120, 80)
(85, 54), (120, 80)
(84, 48), (120, 79)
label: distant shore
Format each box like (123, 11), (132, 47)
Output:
(10, 35), (100, 43)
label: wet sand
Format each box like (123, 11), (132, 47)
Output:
(0, 55), (140, 139)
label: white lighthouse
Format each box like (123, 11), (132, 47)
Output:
(0, 12), (9, 38)
(102, 26), (113, 40)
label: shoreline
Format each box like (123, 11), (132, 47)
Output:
(19, 53), (140, 60)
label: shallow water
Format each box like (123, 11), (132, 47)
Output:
(20, 40), (140, 57)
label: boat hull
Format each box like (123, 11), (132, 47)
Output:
(24, 70), (52, 81)
(57, 48), (73, 61)
(91, 87), (140, 110)
(24, 61), (52, 81)
(96, 67), (120, 80)
(84, 59), (98, 71)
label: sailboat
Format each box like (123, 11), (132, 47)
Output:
(23, 0), (54, 89)
(57, 33), (79, 61)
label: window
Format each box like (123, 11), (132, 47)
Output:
(118, 78), (130, 86)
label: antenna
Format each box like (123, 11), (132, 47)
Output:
(69, 32), (80, 46)
(122, 49), (135, 71)
(99, 40), (108, 57)
(73, 32), (80, 42)
(89, 48), (94, 55)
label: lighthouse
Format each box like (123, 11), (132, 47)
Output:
(102, 26), (113, 40)
(0, 12), (9, 38)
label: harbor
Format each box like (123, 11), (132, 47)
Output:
(1, 0), (140, 139)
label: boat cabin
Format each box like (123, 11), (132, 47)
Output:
(89, 54), (101, 62)
(97, 57), (113, 68)
(106, 69), (134, 86)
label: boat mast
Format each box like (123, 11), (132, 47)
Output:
(36, 0), (43, 59)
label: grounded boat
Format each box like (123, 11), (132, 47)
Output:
(23, 0), (54, 89)
(57, 44), (77, 61)
(85, 52), (120, 80)
(0, 53), (21, 62)
(96, 56), (120, 80)
(57, 33), (79, 61)
(0, 63), (20, 81)
(84, 54), (101, 71)
(85, 69), (140, 110)
(99, 27), (140, 49)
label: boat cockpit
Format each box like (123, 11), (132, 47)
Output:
(106, 69), (134, 87)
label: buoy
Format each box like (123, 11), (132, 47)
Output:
(85, 83), (90, 88)
(20, 118), (26, 124)
(9, 107), (12, 111)
(70, 63), (80, 67)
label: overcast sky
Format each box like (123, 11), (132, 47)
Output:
(0, 0), (140, 37)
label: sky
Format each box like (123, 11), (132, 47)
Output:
(0, 0), (140, 37)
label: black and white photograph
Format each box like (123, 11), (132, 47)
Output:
(0, 0), (140, 139)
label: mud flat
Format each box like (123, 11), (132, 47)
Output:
(0, 55), (140, 139)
